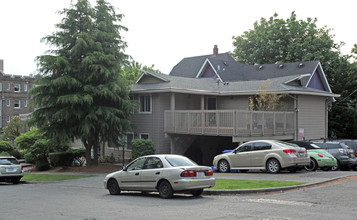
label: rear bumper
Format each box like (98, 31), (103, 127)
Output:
(170, 177), (215, 192)
(339, 157), (357, 167)
(316, 157), (337, 167)
(281, 157), (310, 168)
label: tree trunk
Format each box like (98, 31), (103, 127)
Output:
(85, 144), (93, 166)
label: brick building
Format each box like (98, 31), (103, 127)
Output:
(0, 59), (37, 129)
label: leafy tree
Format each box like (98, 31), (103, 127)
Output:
(0, 140), (13, 154)
(30, 0), (134, 165)
(2, 116), (25, 142)
(232, 12), (357, 138)
(249, 81), (284, 111)
(122, 59), (160, 84)
(15, 127), (43, 150)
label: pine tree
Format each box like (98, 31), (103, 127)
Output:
(30, 0), (134, 165)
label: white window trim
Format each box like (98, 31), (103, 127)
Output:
(14, 100), (21, 109)
(24, 84), (28, 92)
(139, 133), (150, 139)
(14, 84), (21, 92)
(6, 99), (10, 107)
(139, 95), (152, 114)
(24, 100), (28, 107)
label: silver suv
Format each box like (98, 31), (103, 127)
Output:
(312, 141), (357, 171)
(0, 156), (24, 184)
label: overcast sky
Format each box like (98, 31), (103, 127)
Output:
(0, 0), (356, 76)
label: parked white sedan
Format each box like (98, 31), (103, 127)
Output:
(213, 140), (310, 173)
(104, 154), (215, 199)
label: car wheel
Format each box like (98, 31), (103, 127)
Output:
(321, 167), (331, 171)
(331, 161), (340, 171)
(107, 179), (121, 195)
(239, 170), (249, 173)
(266, 159), (281, 173)
(191, 189), (203, 196)
(158, 180), (174, 199)
(304, 158), (318, 171)
(218, 159), (230, 173)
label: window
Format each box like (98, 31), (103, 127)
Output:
(0, 83), (2, 91)
(6, 83), (10, 90)
(24, 100), (28, 107)
(14, 100), (20, 109)
(126, 133), (134, 150)
(6, 99), (10, 107)
(236, 144), (252, 153)
(143, 157), (163, 169)
(139, 133), (149, 139)
(14, 84), (20, 92)
(253, 142), (272, 151)
(24, 84), (28, 92)
(6, 116), (10, 123)
(139, 95), (151, 113)
(126, 157), (146, 171)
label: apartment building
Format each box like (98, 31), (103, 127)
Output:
(0, 59), (36, 128)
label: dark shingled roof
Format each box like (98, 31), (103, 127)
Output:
(169, 52), (319, 82)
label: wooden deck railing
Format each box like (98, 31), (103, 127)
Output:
(164, 110), (295, 137)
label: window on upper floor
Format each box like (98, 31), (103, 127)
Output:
(6, 100), (10, 107)
(24, 84), (28, 92)
(14, 100), (20, 109)
(6, 83), (10, 90)
(6, 116), (10, 123)
(24, 100), (28, 107)
(139, 95), (152, 113)
(14, 84), (20, 92)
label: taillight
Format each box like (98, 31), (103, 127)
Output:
(21, 165), (23, 171)
(180, 170), (196, 177)
(205, 169), (213, 176)
(355, 151), (357, 157)
(283, 149), (296, 154)
(317, 154), (324, 158)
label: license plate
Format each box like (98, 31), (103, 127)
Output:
(197, 172), (204, 177)
(6, 168), (16, 172)
(299, 153), (304, 157)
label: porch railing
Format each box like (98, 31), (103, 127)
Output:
(164, 110), (295, 137)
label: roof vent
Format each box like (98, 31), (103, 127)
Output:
(223, 61), (227, 65)
(299, 63), (304, 67)
(279, 64), (284, 68)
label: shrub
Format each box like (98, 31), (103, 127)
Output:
(0, 140), (13, 154)
(49, 152), (73, 167)
(99, 153), (116, 163)
(10, 150), (22, 159)
(24, 152), (35, 163)
(131, 139), (155, 160)
(35, 158), (51, 171)
(0, 151), (10, 156)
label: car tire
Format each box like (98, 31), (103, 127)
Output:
(218, 159), (230, 173)
(304, 158), (318, 171)
(191, 189), (203, 196)
(107, 179), (121, 195)
(321, 167), (331, 171)
(266, 159), (281, 173)
(331, 161), (340, 171)
(158, 180), (174, 199)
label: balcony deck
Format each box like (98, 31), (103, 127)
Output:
(164, 110), (295, 139)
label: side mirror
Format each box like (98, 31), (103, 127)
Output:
(122, 166), (127, 171)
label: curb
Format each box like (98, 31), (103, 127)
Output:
(203, 175), (355, 195)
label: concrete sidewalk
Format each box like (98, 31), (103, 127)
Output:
(204, 170), (357, 195)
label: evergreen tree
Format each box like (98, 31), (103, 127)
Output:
(30, 0), (134, 165)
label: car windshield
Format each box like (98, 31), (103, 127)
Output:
(165, 156), (197, 167)
(0, 158), (19, 165)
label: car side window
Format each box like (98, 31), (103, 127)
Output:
(327, 143), (338, 149)
(143, 157), (163, 169)
(236, 144), (252, 153)
(253, 142), (272, 151)
(126, 158), (146, 171)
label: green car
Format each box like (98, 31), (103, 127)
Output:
(289, 141), (337, 171)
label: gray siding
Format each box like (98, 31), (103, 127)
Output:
(218, 96), (249, 110)
(131, 93), (171, 154)
(297, 95), (327, 140)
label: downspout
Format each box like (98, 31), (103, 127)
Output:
(295, 95), (299, 140)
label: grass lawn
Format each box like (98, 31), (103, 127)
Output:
(22, 174), (96, 181)
(211, 179), (306, 190)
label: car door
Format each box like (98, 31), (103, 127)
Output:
(228, 143), (252, 167)
(139, 157), (164, 191)
(250, 142), (272, 167)
(119, 157), (147, 190)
